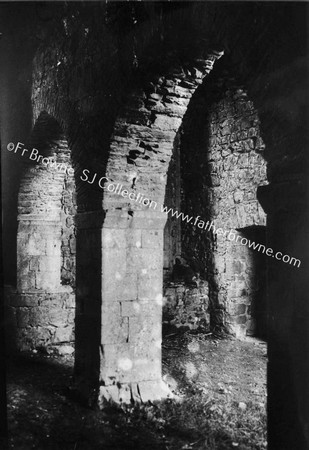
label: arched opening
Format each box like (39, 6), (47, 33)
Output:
(163, 67), (268, 339)
(73, 48), (225, 404)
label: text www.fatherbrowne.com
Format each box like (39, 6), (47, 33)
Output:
(7, 141), (301, 268)
(160, 206), (301, 268)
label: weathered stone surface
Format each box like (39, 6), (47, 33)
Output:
(57, 344), (75, 355)
(54, 325), (74, 343)
(98, 379), (172, 406)
(175, 84), (267, 337)
(137, 269), (162, 300)
(163, 281), (210, 330)
(141, 229), (163, 248)
(5, 289), (75, 350)
(151, 114), (182, 131)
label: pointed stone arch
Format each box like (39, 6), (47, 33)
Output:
(74, 49), (224, 404)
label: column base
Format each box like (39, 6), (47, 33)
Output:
(98, 379), (173, 407)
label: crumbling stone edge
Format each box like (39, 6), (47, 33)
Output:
(98, 379), (174, 407)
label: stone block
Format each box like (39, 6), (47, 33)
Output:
(29, 257), (40, 271)
(129, 315), (161, 344)
(151, 102), (187, 118)
(57, 344), (75, 355)
(132, 355), (161, 382)
(10, 293), (39, 307)
(45, 239), (61, 256)
(35, 306), (69, 327)
(120, 300), (140, 317)
(100, 342), (134, 383)
(120, 273), (138, 300)
(102, 272), (138, 302)
(100, 338), (162, 384)
(127, 214), (167, 231)
(102, 228), (127, 249)
(18, 234), (45, 256)
(127, 229), (142, 248)
(233, 315), (247, 325)
(64, 293), (75, 308)
(99, 383), (134, 405)
(39, 255), (61, 273)
(138, 299), (162, 318)
(152, 114), (181, 131)
(141, 229), (163, 248)
(16, 308), (30, 328)
(173, 85), (193, 98)
(102, 248), (126, 280)
(17, 253), (31, 278)
(228, 302), (247, 316)
(137, 269), (162, 301)
(17, 272), (36, 291)
(246, 319), (257, 336)
(54, 325), (74, 343)
(101, 304), (131, 345)
(127, 248), (162, 274)
(35, 270), (60, 291)
(69, 237), (76, 253)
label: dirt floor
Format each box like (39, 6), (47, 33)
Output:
(6, 332), (267, 450)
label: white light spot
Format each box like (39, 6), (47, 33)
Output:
(185, 361), (197, 379)
(154, 339), (162, 349)
(118, 358), (133, 371)
(155, 293), (163, 305)
(136, 241), (142, 248)
(141, 269), (147, 275)
(187, 341), (200, 353)
(115, 272), (122, 280)
(133, 302), (140, 312)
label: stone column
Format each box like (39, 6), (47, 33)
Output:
(258, 178), (309, 449)
(75, 209), (171, 405)
(10, 214), (74, 350)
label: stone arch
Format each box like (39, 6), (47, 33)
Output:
(74, 48), (225, 404)
(162, 67), (268, 337)
(13, 111), (76, 351)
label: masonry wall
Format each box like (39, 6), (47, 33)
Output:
(6, 113), (76, 351)
(163, 281), (210, 331)
(163, 133), (182, 278)
(174, 76), (268, 337)
(2, 4), (309, 439)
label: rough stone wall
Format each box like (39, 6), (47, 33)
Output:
(163, 133), (181, 279)
(5, 288), (75, 352)
(207, 88), (267, 337)
(7, 113), (76, 351)
(178, 78), (267, 337)
(163, 281), (210, 331)
(61, 167), (77, 287)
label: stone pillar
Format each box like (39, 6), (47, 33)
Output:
(258, 178), (309, 449)
(12, 214), (74, 350)
(75, 209), (171, 405)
